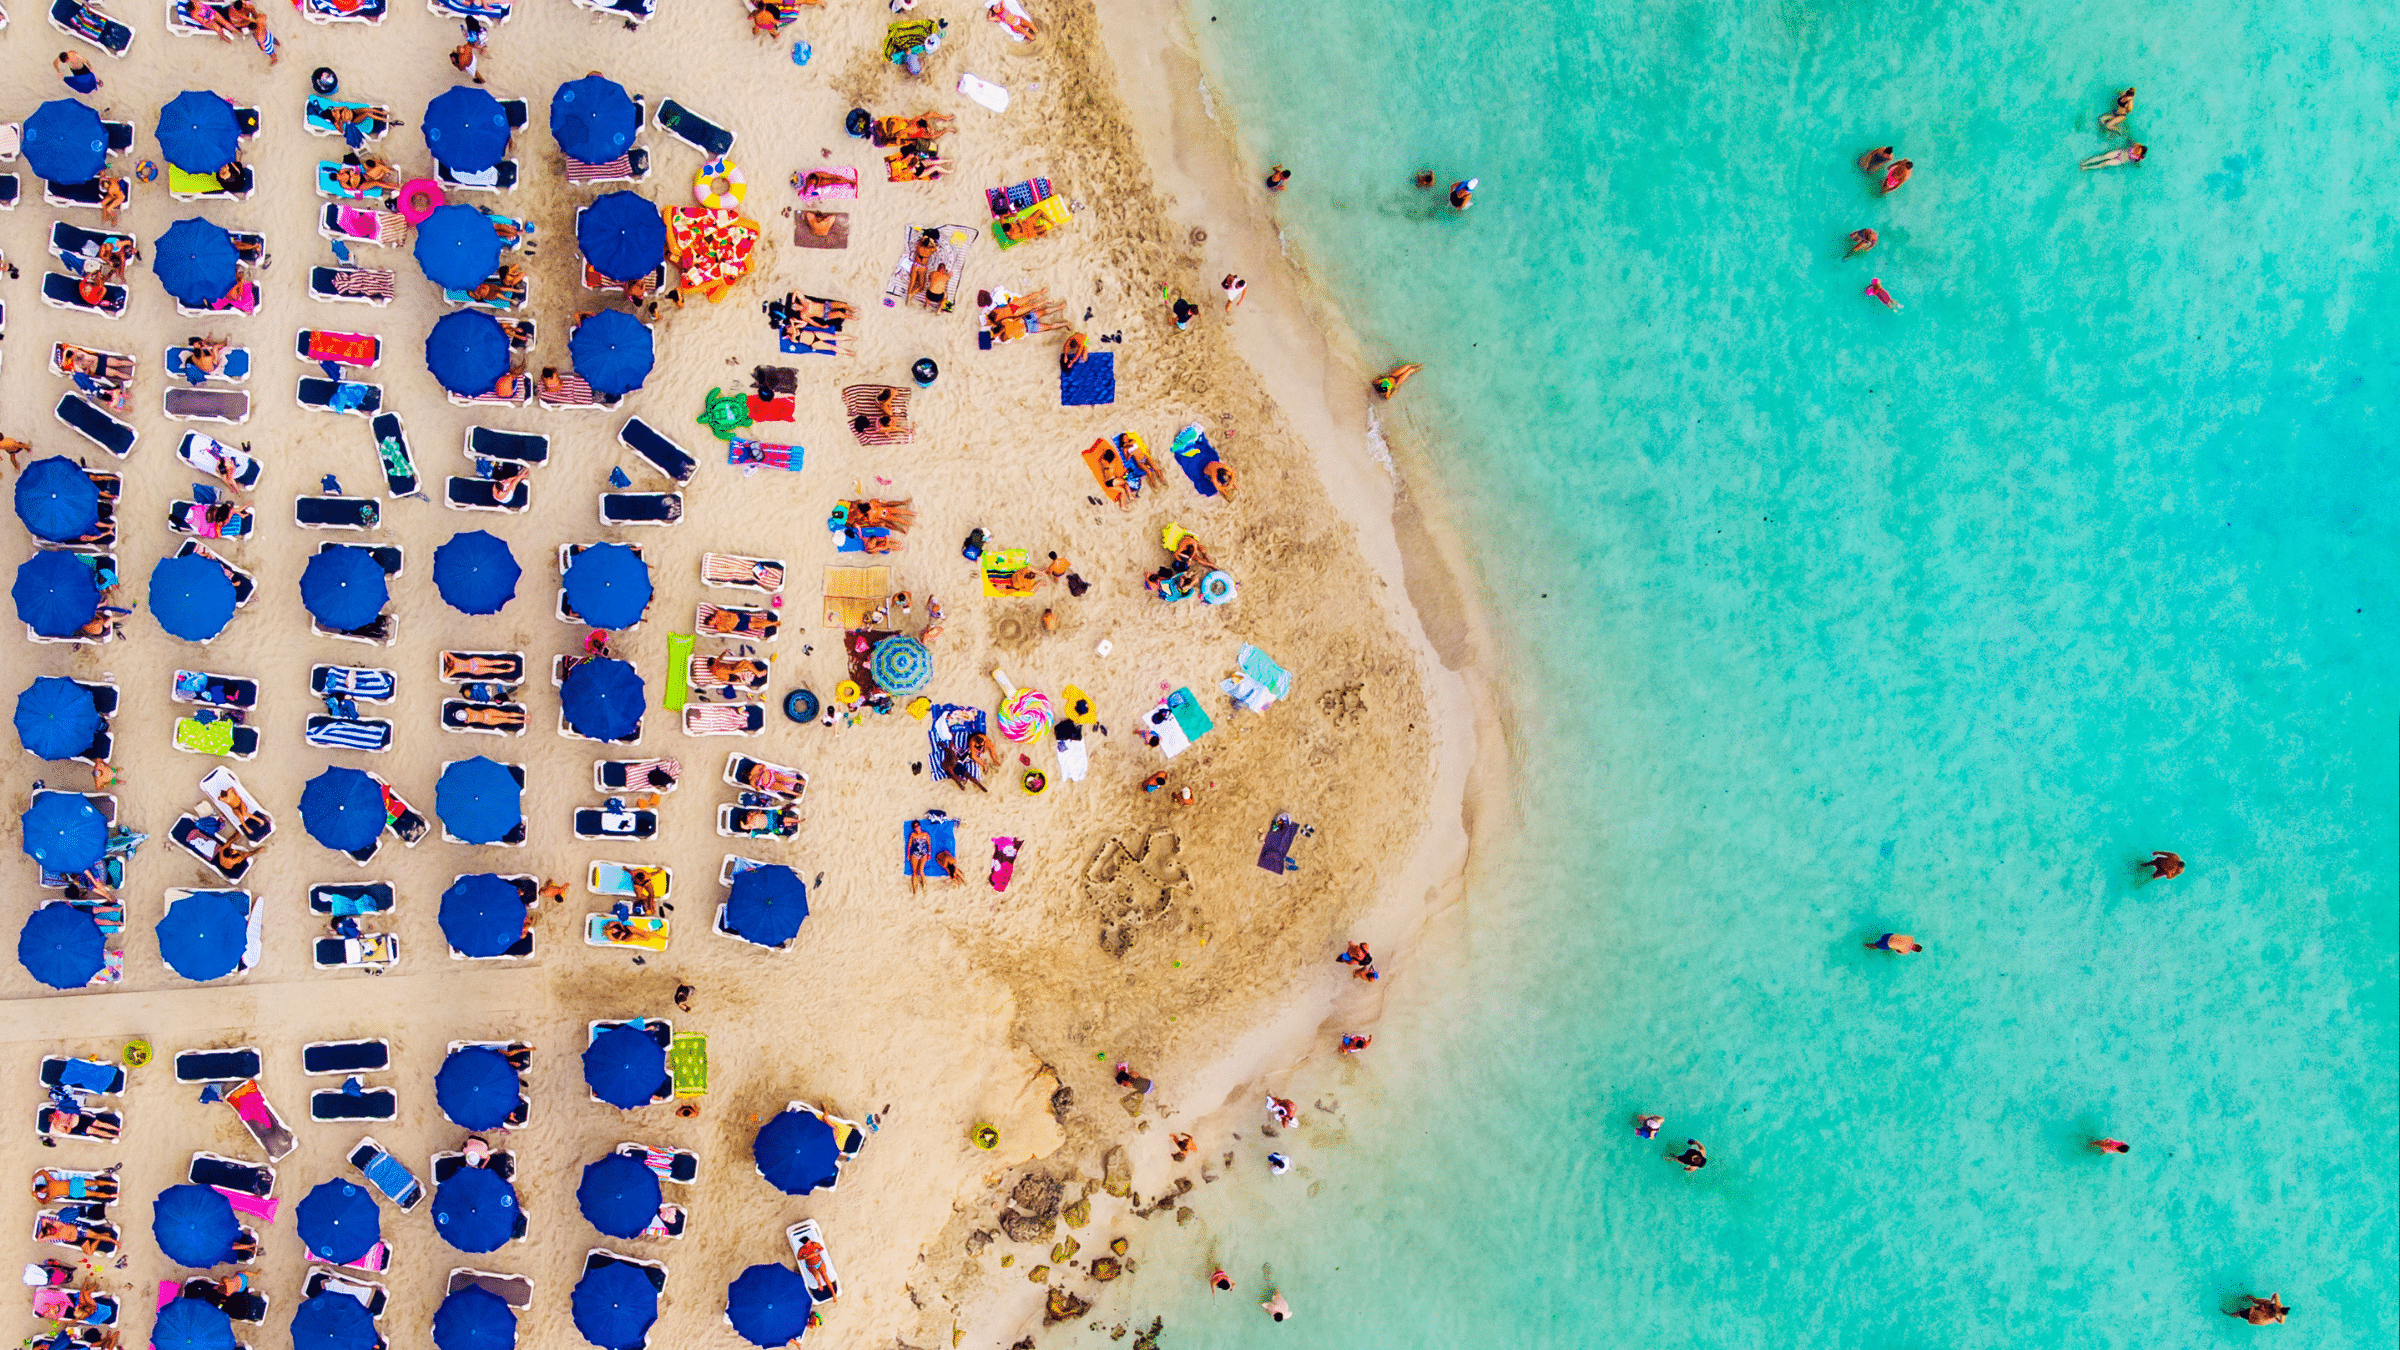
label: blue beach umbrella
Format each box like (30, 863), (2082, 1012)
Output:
(434, 1045), (522, 1129)
(290, 1292), (379, 1350)
(295, 1180), (382, 1266)
(148, 553), (237, 642)
(438, 874), (527, 959)
(157, 889), (249, 982)
(15, 676), (101, 760)
(568, 309), (653, 397)
(432, 1285), (518, 1350)
(414, 203), (504, 291)
(571, 1262), (658, 1350)
(152, 1184), (241, 1267)
(725, 1263), (813, 1348)
(157, 91), (241, 174)
(582, 1025), (667, 1110)
(433, 529), (520, 615)
(154, 1298), (238, 1350)
(22, 99), (106, 183)
(423, 86), (510, 173)
(754, 1108), (840, 1195)
(15, 550), (101, 639)
(426, 309), (513, 398)
(299, 766), (388, 853)
(19, 903), (106, 990)
(562, 543), (651, 628)
(431, 1165), (518, 1254)
(300, 546), (390, 632)
(575, 1153), (662, 1240)
(15, 456), (100, 542)
(154, 218), (242, 308)
(21, 792), (107, 875)
(725, 865), (808, 948)
(576, 192), (665, 283)
(559, 657), (644, 742)
(549, 75), (639, 165)
(436, 756), (521, 845)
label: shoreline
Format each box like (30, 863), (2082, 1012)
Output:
(942, 0), (1520, 1342)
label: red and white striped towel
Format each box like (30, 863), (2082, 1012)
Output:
(332, 269), (397, 299)
(566, 155), (637, 183)
(538, 374), (601, 407)
(840, 384), (913, 445)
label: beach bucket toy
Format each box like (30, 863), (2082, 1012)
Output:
(970, 1123), (998, 1150)
(1022, 770), (1047, 795)
(844, 108), (872, 138)
(990, 669), (1052, 743)
(906, 696), (931, 719)
(1199, 570), (1238, 605)
(695, 157), (747, 209)
(397, 179), (445, 225)
(312, 67), (339, 95)
(869, 635), (933, 694)
(782, 688), (819, 723)
(834, 680), (861, 705)
(912, 358), (938, 387)
(122, 1039), (152, 1068)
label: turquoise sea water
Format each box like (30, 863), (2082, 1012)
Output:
(1084, 1), (2397, 1345)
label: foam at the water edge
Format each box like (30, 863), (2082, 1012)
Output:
(1066, 0), (2399, 1345)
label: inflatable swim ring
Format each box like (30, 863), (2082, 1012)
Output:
(397, 178), (444, 225)
(121, 1039), (152, 1068)
(970, 1123), (999, 1150)
(834, 679), (862, 704)
(782, 688), (819, 724)
(695, 157), (747, 209)
(1199, 570), (1238, 605)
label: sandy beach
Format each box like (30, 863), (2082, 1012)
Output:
(3, 0), (1486, 1345)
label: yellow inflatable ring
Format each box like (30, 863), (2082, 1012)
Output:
(695, 156), (747, 209)
(834, 680), (861, 704)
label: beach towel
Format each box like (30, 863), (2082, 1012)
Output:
(302, 331), (380, 366)
(703, 555), (785, 591)
(791, 211), (850, 249)
(1061, 351), (1115, 407)
(841, 385), (914, 445)
(538, 374), (603, 408)
(332, 269), (398, 301)
(174, 717), (236, 756)
(903, 814), (960, 875)
(794, 166), (858, 200)
(835, 524), (894, 554)
(336, 206), (406, 247)
(985, 0), (1034, 39)
(1169, 423), (1222, 495)
(986, 177), (1054, 218)
(980, 548), (1034, 597)
(821, 566), (891, 629)
(566, 154), (638, 183)
(683, 704), (759, 734)
(1054, 719), (1088, 781)
(1223, 644), (1294, 712)
(1257, 815), (1299, 873)
(307, 717), (391, 751)
(1145, 688), (1213, 757)
(746, 395), (795, 422)
(216, 1190), (278, 1224)
(882, 224), (976, 313)
(727, 439), (803, 472)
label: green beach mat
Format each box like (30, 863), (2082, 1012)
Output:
(1169, 687), (1214, 742)
(670, 1032), (707, 1096)
(665, 633), (694, 711)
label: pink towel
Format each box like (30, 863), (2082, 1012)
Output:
(216, 1188), (278, 1223)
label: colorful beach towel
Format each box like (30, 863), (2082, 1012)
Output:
(926, 705), (986, 783)
(882, 224), (976, 313)
(336, 206), (407, 247)
(301, 331), (380, 366)
(794, 166), (858, 200)
(566, 154), (638, 183)
(903, 813), (961, 875)
(1144, 687), (1213, 757)
(332, 269), (398, 301)
(1169, 423), (1223, 495)
(1061, 351), (1115, 407)
(979, 548), (1033, 597)
(727, 440), (804, 471)
(985, 177), (1054, 217)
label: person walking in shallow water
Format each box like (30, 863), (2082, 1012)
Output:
(1846, 228), (1878, 257)
(2139, 851), (2184, 879)
(1671, 1139), (1708, 1171)
(2227, 1294), (2289, 1324)
(1858, 146), (1895, 174)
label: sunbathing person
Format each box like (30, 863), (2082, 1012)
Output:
(938, 745), (987, 791)
(183, 337), (232, 379)
(875, 112), (954, 143)
(467, 266), (528, 304)
(736, 761), (802, 794)
(905, 229), (941, 299)
(1061, 331), (1089, 373)
(933, 849), (963, 884)
(789, 295), (855, 325)
(800, 209), (843, 238)
(31, 1168), (119, 1204)
(705, 655), (772, 686)
(886, 151), (951, 182)
(726, 806), (798, 835)
(906, 822), (933, 893)
(1204, 459), (1239, 498)
(34, 1215), (117, 1255)
(781, 325), (853, 355)
(965, 731), (1002, 772)
(201, 835), (261, 874)
(444, 654), (518, 679)
(58, 345), (136, 383)
(453, 705), (526, 730)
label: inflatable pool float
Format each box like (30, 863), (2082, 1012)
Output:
(991, 670), (1052, 743)
(783, 688), (819, 723)
(906, 696), (932, 719)
(1199, 570), (1237, 605)
(834, 680), (861, 705)
(122, 1039), (152, 1068)
(695, 157), (747, 209)
(397, 179), (444, 224)
(970, 1122), (998, 1150)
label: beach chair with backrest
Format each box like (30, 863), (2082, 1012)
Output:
(618, 417), (696, 482)
(347, 1137), (422, 1210)
(189, 1151), (274, 1197)
(310, 1085), (398, 1121)
(446, 1268), (532, 1308)
(174, 1047), (261, 1084)
(371, 413), (421, 498)
(53, 393), (137, 456)
(304, 1040), (391, 1075)
(302, 1269), (387, 1319)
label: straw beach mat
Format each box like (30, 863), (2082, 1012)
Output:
(822, 565), (892, 629)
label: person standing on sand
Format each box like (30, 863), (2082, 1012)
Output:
(1, 437), (31, 473)
(54, 52), (101, 94)
(1221, 274), (1246, 311)
(1847, 228), (1878, 257)
(1262, 1291), (1292, 1322)
(1265, 165), (1290, 191)
(2140, 851), (2184, 879)
(1867, 932), (1922, 953)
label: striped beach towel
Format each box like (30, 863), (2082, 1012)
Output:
(695, 604), (778, 639)
(538, 374), (602, 408)
(727, 440), (803, 471)
(332, 269), (397, 300)
(683, 704), (762, 734)
(927, 704), (986, 783)
(566, 155), (636, 183)
(457, 375), (531, 406)
(609, 758), (680, 788)
(689, 654), (769, 692)
(307, 717), (392, 751)
(337, 207), (407, 247)
(320, 666), (396, 700)
(840, 385), (912, 445)
(702, 554), (785, 591)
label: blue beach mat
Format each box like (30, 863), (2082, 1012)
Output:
(1060, 351), (1114, 407)
(1170, 424), (1222, 496)
(902, 814), (959, 875)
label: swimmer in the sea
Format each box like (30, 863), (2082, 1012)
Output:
(1373, 363), (1422, 398)
(2081, 144), (2147, 170)
(1864, 278), (1901, 312)
(1847, 228), (1878, 257)
(1879, 159), (1914, 193)
(1448, 177), (1477, 210)
(2139, 851), (2183, 880)
(2099, 87), (2135, 135)
(1866, 932), (1921, 953)
(1858, 146), (1895, 174)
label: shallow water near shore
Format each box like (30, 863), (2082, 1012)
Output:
(1077, 0), (2399, 1344)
